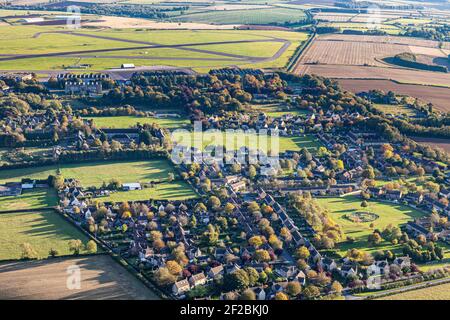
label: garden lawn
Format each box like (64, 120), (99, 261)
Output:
(83, 115), (190, 129)
(0, 210), (91, 260)
(0, 188), (57, 211)
(315, 195), (426, 257)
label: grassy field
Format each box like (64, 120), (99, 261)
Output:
(373, 104), (419, 117)
(0, 210), (91, 260)
(0, 26), (308, 71)
(0, 160), (197, 201)
(378, 282), (450, 300)
(170, 7), (307, 24)
(0, 188), (57, 211)
(250, 104), (310, 117)
(172, 131), (322, 153)
(316, 195), (426, 256)
(84, 115), (190, 129)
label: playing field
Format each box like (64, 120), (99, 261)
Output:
(0, 160), (197, 201)
(0, 210), (90, 260)
(0, 188), (57, 211)
(172, 131), (322, 153)
(316, 195), (425, 256)
(84, 115), (190, 129)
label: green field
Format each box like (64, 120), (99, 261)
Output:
(0, 26), (308, 71)
(0, 160), (197, 201)
(373, 104), (419, 117)
(250, 104), (311, 117)
(84, 115), (190, 129)
(316, 196), (426, 256)
(0, 188), (57, 211)
(172, 131), (322, 153)
(0, 210), (91, 260)
(170, 7), (307, 24)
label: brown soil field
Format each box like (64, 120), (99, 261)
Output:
(298, 64), (450, 88)
(298, 39), (411, 66)
(337, 79), (450, 112)
(82, 16), (239, 29)
(0, 255), (160, 300)
(318, 34), (446, 48)
(411, 137), (450, 154)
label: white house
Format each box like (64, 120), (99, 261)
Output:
(172, 279), (190, 296)
(122, 183), (142, 191)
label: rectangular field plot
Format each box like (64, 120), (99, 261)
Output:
(0, 188), (57, 211)
(315, 196), (425, 257)
(172, 131), (322, 153)
(0, 160), (197, 202)
(0, 210), (90, 260)
(83, 115), (190, 129)
(0, 255), (160, 299)
(378, 282), (450, 300)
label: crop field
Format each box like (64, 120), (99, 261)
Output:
(0, 26), (308, 71)
(172, 131), (322, 153)
(338, 79), (450, 113)
(297, 64), (450, 88)
(317, 34), (447, 48)
(0, 255), (159, 299)
(0, 188), (57, 211)
(84, 115), (190, 129)
(319, 22), (402, 35)
(298, 39), (410, 66)
(170, 7), (308, 25)
(412, 137), (450, 154)
(0, 160), (197, 201)
(378, 282), (450, 300)
(315, 195), (425, 257)
(0, 210), (90, 260)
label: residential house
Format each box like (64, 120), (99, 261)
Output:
(172, 279), (190, 296)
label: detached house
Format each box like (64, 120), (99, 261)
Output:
(173, 279), (190, 296)
(189, 272), (207, 287)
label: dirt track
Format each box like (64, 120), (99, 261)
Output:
(0, 255), (160, 300)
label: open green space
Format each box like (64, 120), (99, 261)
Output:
(0, 160), (197, 201)
(0, 210), (91, 260)
(0, 188), (57, 211)
(172, 131), (322, 153)
(373, 104), (419, 117)
(170, 7), (307, 24)
(0, 26), (308, 71)
(250, 103), (311, 118)
(316, 195), (426, 256)
(84, 115), (190, 129)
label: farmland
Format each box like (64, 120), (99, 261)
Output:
(412, 137), (450, 154)
(0, 255), (160, 299)
(378, 282), (450, 300)
(338, 79), (450, 112)
(0, 210), (90, 260)
(169, 7), (308, 25)
(315, 195), (425, 257)
(0, 160), (197, 201)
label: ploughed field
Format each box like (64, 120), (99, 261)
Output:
(0, 255), (160, 299)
